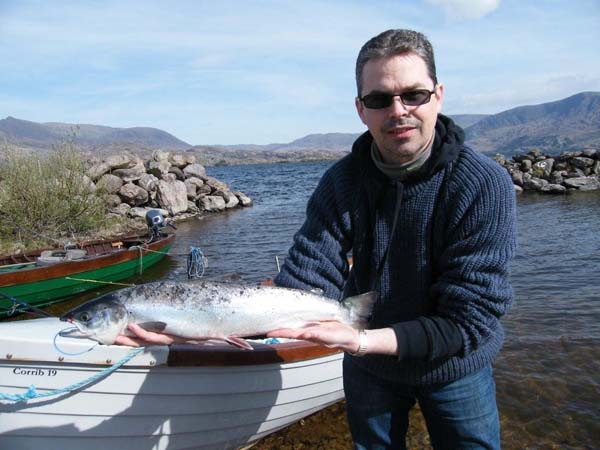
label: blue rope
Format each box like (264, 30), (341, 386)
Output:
(53, 327), (99, 356)
(0, 347), (145, 403)
(187, 246), (206, 279)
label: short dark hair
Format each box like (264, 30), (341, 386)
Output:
(355, 29), (437, 96)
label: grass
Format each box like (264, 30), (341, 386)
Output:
(0, 141), (126, 254)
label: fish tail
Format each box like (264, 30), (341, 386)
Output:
(344, 291), (377, 329)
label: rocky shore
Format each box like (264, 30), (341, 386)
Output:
(85, 151), (252, 223)
(493, 149), (600, 194)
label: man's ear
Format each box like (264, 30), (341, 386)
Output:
(355, 97), (367, 125)
(435, 83), (444, 114)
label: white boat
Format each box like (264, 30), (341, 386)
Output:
(0, 317), (344, 450)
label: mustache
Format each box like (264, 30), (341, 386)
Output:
(383, 119), (421, 131)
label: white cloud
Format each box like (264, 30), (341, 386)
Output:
(425, 0), (501, 19)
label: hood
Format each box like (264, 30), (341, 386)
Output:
(351, 113), (464, 183)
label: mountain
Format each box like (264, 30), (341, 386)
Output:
(2, 92), (598, 164)
(464, 92), (600, 155)
(0, 116), (191, 152)
(450, 114), (488, 129)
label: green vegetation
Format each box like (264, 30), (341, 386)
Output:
(0, 141), (119, 253)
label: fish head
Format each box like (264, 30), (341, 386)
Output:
(60, 294), (128, 345)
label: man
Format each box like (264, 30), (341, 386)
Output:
(116, 28), (516, 449)
(267, 29), (517, 449)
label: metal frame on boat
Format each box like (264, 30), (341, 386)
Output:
(0, 317), (344, 450)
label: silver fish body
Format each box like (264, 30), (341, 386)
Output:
(60, 280), (376, 347)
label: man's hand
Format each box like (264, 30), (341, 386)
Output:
(113, 323), (186, 347)
(267, 321), (361, 353)
(267, 323), (400, 356)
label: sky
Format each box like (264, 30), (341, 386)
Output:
(1, 0), (599, 145)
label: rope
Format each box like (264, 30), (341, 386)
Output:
(0, 291), (54, 318)
(187, 247), (206, 279)
(0, 347), (145, 403)
(129, 245), (146, 274)
(53, 326), (99, 356)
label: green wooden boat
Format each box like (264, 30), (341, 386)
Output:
(0, 233), (175, 316)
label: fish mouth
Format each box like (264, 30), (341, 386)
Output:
(58, 327), (90, 338)
(59, 317), (92, 337)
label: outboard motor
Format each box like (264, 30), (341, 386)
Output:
(145, 210), (176, 242)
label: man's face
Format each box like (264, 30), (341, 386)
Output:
(355, 53), (443, 165)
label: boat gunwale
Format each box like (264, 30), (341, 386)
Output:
(167, 340), (342, 367)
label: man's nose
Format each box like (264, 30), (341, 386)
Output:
(388, 96), (410, 116)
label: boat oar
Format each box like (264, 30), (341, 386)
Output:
(0, 291), (54, 317)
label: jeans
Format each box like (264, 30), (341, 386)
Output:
(343, 357), (500, 450)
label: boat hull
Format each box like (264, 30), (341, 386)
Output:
(0, 318), (345, 450)
(0, 234), (175, 314)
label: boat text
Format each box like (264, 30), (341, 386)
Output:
(13, 367), (58, 377)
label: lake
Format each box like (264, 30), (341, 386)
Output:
(15, 159), (600, 448)
(181, 160), (597, 449)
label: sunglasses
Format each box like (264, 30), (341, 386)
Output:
(359, 89), (436, 109)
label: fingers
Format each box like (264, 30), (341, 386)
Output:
(113, 335), (143, 347)
(118, 323), (177, 346)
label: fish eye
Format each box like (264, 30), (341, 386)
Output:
(79, 312), (91, 322)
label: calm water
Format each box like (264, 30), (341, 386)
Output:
(16, 160), (600, 448)
(175, 161), (599, 449)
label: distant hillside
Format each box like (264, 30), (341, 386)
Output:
(464, 92), (600, 155)
(3, 92), (598, 164)
(450, 114), (488, 129)
(0, 116), (191, 153)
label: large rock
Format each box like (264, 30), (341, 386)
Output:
(152, 150), (170, 162)
(234, 191), (253, 207)
(199, 195), (226, 212)
(214, 190), (240, 208)
(570, 157), (595, 170)
(118, 183), (149, 206)
(87, 162), (110, 181)
(105, 154), (133, 170)
(509, 168), (524, 186)
(96, 174), (123, 194)
(109, 203), (131, 216)
(147, 160), (171, 178)
(156, 179), (188, 215)
(540, 184), (567, 195)
(168, 166), (185, 180)
(138, 174), (159, 192)
(563, 176), (600, 191)
(183, 163), (207, 179)
(112, 157), (146, 182)
(523, 177), (548, 191)
(169, 154), (187, 168)
(204, 176), (228, 192)
(106, 194), (122, 207)
(532, 158), (554, 179)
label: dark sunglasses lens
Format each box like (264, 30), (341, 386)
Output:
(362, 94), (393, 109)
(401, 90), (432, 106)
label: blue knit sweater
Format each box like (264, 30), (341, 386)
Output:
(275, 115), (517, 385)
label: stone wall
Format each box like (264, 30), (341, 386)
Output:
(493, 149), (600, 194)
(86, 151), (252, 220)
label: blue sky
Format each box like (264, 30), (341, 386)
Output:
(1, 0), (599, 145)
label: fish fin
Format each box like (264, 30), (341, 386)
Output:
(137, 321), (168, 332)
(343, 291), (377, 329)
(225, 336), (254, 351)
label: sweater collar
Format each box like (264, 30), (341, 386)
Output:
(351, 114), (464, 184)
